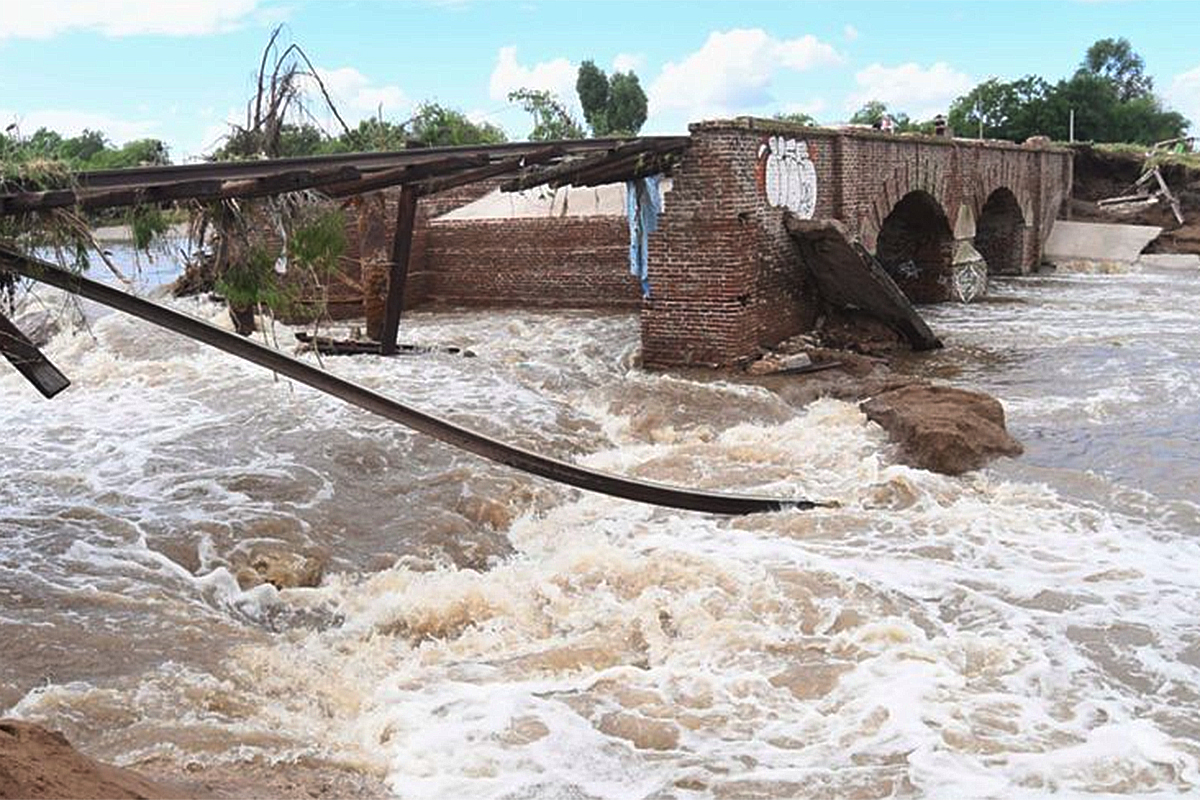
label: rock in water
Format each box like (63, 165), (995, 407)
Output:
(233, 549), (325, 590)
(0, 719), (186, 799)
(860, 384), (1023, 475)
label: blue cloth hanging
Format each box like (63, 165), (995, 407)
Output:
(625, 175), (662, 299)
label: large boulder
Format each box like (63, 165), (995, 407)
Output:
(860, 384), (1023, 475)
(0, 719), (187, 799)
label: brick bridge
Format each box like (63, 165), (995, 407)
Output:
(340, 118), (1072, 369)
(641, 118), (1073, 367)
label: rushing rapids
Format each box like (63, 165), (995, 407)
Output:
(3, 245), (1200, 798)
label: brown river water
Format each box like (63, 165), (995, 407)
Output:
(2, 248), (1200, 798)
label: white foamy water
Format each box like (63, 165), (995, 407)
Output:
(3, 258), (1200, 798)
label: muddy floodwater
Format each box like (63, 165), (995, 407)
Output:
(3, 251), (1200, 798)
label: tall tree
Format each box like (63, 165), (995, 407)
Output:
(574, 60), (648, 137)
(947, 38), (1188, 145)
(948, 76), (1053, 141)
(1081, 37), (1153, 102)
(576, 60), (610, 135)
(606, 72), (648, 135)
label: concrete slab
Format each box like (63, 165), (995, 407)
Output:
(1044, 220), (1162, 264)
(1137, 253), (1200, 270)
(785, 215), (941, 350)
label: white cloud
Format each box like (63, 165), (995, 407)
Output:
(843, 24), (859, 42)
(847, 62), (974, 120)
(488, 46), (578, 104)
(1166, 65), (1200, 133)
(0, 108), (160, 144)
(310, 66), (408, 119)
(648, 29), (844, 120)
(0, 0), (266, 38)
(612, 52), (645, 74)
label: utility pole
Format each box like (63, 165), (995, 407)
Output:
(1069, 109), (1075, 143)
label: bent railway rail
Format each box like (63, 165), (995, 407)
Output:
(1, 247), (827, 515)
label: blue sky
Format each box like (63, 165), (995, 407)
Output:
(1, 1), (1196, 161)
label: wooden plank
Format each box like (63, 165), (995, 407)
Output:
(68, 137), (663, 190)
(379, 185), (419, 355)
(1152, 167), (1185, 225)
(1, 189), (78, 214)
(567, 151), (682, 188)
(1, 167), (364, 215)
(0, 309), (71, 398)
(214, 166), (361, 202)
(321, 155), (491, 198)
(501, 139), (687, 192)
(413, 147), (562, 196)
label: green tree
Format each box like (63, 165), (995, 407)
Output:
(576, 60), (610, 135)
(277, 124), (334, 157)
(849, 100), (888, 126)
(1082, 37), (1152, 102)
(58, 129), (109, 164)
(89, 138), (171, 169)
(849, 100), (913, 131)
(948, 76), (1053, 141)
(508, 88), (585, 141)
(340, 118), (407, 152)
(606, 72), (648, 135)
(25, 128), (64, 159)
(405, 102), (506, 147)
(574, 60), (648, 137)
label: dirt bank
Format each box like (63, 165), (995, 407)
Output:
(0, 719), (388, 800)
(1069, 144), (1200, 255)
(0, 719), (190, 800)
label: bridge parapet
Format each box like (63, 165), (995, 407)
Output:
(642, 117), (1072, 368)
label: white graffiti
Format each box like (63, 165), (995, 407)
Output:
(760, 136), (817, 218)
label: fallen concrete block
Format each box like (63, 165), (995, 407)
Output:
(1044, 220), (1162, 264)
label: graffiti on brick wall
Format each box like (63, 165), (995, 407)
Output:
(757, 136), (817, 218)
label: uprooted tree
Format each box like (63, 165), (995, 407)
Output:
(181, 26), (360, 334)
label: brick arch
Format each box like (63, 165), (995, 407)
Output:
(858, 159), (954, 253)
(967, 156), (1035, 223)
(975, 187), (1027, 275)
(875, 189), (955, 304)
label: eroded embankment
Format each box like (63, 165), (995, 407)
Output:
(1069, 144), (1200, 255)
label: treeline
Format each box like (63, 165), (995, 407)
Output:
(221, 57), (649, 158)
(846, 38), (1190, 146)
(0, 127), (171, 171)
(948, 38), (1187, 144)
(217, 101), (508, 159)
(2, 53), (650, 173)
